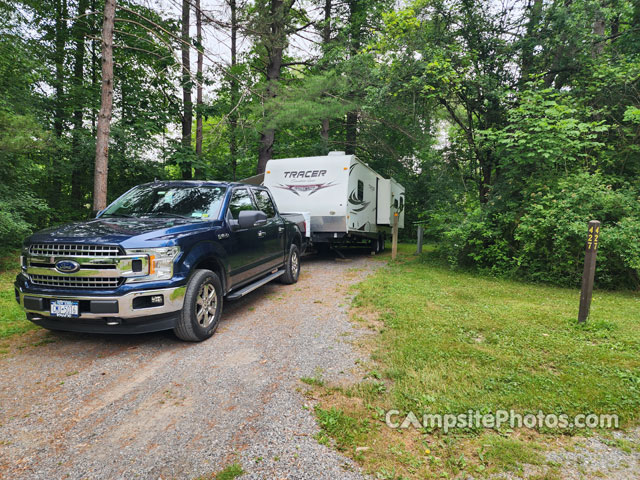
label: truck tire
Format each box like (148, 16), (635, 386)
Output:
(280, 244), (300, 284)
(174, 269), (223, 342)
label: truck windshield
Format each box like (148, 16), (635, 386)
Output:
(101, 185), (227, 221)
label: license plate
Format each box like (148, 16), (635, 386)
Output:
(50, 300), (79, 318)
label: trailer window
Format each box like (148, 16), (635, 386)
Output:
(399, 196), (404, 211)
(357, 180), (364, 201)
(252, 189), (276, 218)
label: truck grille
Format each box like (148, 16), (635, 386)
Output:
(29, 275), (123, 289)
(29, 244), (122, 257)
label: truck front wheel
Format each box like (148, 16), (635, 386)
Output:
(280, 244), (300, 284)
(174, 269), (223, 342)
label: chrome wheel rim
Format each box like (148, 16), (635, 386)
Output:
(196, 282), (217, 328)
(291, 251), (299, 278)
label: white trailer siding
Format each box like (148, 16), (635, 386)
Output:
(376, 178), (391, 225)
(346, 158), (380, 234)
(376, 178), (405, 228)
(265, 154), (351, 234)
(264, 153), (404, 240)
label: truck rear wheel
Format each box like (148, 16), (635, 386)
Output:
(280, 244), (300, 284)
(174, 269), (223, 342)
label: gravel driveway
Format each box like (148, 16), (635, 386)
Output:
(0, 252), (380, 480)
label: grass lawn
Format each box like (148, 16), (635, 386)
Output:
(311, 243), (640, 479)
(0, 250), (36, 341)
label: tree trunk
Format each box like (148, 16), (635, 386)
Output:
(320, 0), (332, 149)
(71, 0), (89, 208)
(257, 0), (285, 174)
(194, 0), (204, 179)
(53, 0), (68, 138)
(592, 11), (606, 57)
(91, 0), (97, 135)
(92, 0), (116, 214)
(181, 0), (193, 180)
(345, 112), (357, 154)
(229, 0), (239, 180)
(345, 0), (361, 155)
(520, 0), (542, 84)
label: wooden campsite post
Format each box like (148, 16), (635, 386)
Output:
(416, 224), (424, 255)
(392, 212), (399, 260)
(578, 220), (601, 323)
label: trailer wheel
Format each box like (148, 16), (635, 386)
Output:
(371, 238), (380, 254)
(379, 234), (385, 252)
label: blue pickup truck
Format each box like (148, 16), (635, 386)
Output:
(14, 181), (306, 341)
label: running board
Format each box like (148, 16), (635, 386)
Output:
(226, 270), (284, 300)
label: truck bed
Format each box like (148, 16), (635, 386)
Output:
(281, 212), (310, 253)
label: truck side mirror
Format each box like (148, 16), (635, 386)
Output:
(238, 210), (267, 229)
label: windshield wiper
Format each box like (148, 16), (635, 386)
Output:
(102, 213), (135, 218)
(145, 212), (194, 219)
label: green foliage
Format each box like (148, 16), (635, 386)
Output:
(214, 463), (244, 480)
(442, 173), (640, 289)
(516, 174), (640, 288)
(0, 108), (51, 248)
(0, 252), (37, 338)
(479, 86), (609, 179)
(315, 406), (371, 451)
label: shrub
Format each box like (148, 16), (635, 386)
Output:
(515, 173), (640, 289)
(441, 173), (640, 289)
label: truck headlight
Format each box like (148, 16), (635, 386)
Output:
(125, 247), (181, 282)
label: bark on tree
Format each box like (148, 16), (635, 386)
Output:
(53, 0), (68, 138)
(520, 0), (543, 84)
(592, 11), (606, 57)
(92, 0), (116, 213)
(194, 0), (204, 179)
(345, 0), (361, 155)
(320, 0), (332, 148)
(257, 0), (287, 174)
(71, 0), (89, 207)
(90, 0), (97, 134)
(229, 0), (239, 180)
(181, 0), (193, 180)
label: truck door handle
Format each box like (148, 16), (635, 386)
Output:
(258, 231), (266, 238)
(278, 226), (285, 233)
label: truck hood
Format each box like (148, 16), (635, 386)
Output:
(26, 217), (221, 247)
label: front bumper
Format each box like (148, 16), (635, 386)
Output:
(15, 283), (186, 334)
(16, 284), (186, 319)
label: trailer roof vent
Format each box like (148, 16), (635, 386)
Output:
(328, 151), (346, 156)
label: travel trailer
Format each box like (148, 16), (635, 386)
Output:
(264, 152), (405, 251)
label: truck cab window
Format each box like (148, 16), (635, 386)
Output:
(357, 180), (364, 201)
(252, 189), (277, 218)
(228, 188), (255, 219)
